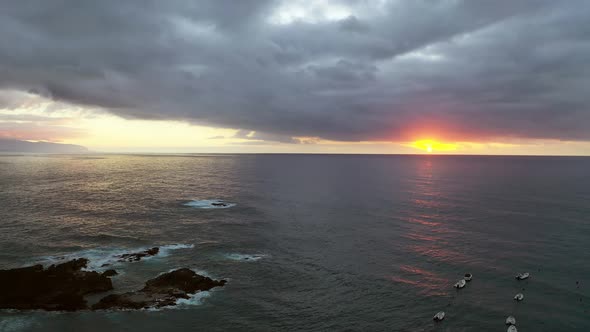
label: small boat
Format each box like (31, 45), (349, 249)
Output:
(433, 311), (445, 321)
(515, 272), (530, 280)
(514, 293), (524, 301)
(507, 325), (518, 332)
(454, 279), (466, 289)
(505, 315), (516, 325)
(464, 273), (473, 281)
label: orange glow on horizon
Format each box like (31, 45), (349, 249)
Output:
(411, 139), (457, 153)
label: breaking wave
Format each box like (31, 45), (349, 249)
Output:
(36, 244), (194, 271)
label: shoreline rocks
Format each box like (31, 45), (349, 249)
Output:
(102, 269), (118, 277)
(0, 255), (226, 312)
(0, 259), (114, 311)
(92, 268), (226, 310)
(117, 247), (160, 262)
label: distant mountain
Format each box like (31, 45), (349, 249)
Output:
(0, 139), (88, 153)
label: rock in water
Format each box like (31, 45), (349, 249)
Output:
(117, 247), (160, 262)
(92, 268), (226, 310)
(102, 269), (118, 277)
(0, 259), (113, 311)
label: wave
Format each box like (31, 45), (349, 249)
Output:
(142, 291), (212, 311)
(184, 199), (236, 209)
(174, 291), (212, 307)
(224, 253), (268, 262)
(0, 317), (37, 331)
(36, 244), (194, 271)
(158, 244), (195, 257)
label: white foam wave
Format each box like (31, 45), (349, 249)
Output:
(0, 317), (36, 331)
(224, 253), (268, 262)
(142, 291), (212, 312)
(36, 244), (194, 271)
(158, 244), (195, 257)
(184, 199), (236, 209)
(174, 291), (212, 307)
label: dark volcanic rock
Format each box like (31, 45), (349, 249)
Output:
(102, 269), (118, 277)
(117, 247), (160, 262)
(0, 259), (113, 311)
(211, 202), (228, 207)
(92, 268), (226, 310)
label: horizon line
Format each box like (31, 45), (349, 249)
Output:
(2, 151), (590, 158)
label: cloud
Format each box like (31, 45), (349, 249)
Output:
(1, 0), (590, 143)
(0, 89), (91, 141)
(232, 129), (300, 143)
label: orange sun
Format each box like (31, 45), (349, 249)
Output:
(411, 139), (457, 153)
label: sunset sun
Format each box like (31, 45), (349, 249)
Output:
(411, 139), (457, 153)
(1, 1), (589, 330)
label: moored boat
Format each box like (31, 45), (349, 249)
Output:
(505, 315), (516, 325)
(433, 311), (445, 321)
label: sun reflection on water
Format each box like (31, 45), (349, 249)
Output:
(389, 158), (470, 296)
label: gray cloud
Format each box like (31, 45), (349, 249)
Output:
(1, 0), (590, 142)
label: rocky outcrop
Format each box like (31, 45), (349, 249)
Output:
(0, 259), (114, 311)
(102, 269), (118, 277)
(117, 247), (160, 262)
(92, 268), (226, 310)
(0, 256), (226, 312)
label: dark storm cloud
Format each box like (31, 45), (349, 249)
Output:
(1, 0), (590, 142)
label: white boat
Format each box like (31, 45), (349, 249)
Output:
(507, 325), (518, 332)
(454, 279), (466, 289)
(433, 311), (445, 321)
(505, 315), (516, 325)
(464, 273), (473, 281)
(514, 293), (524, 301)
(515, 272), (530, 280)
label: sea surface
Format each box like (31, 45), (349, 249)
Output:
(0, 154), (589, 331)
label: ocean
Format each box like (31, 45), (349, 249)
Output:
(0, 154), (589, 331)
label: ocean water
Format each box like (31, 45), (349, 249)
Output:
(0, 154), (589, 331)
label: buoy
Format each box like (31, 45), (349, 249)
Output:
(505, 315), (516, 325)
(514, 293), (524, 301)
(433, 311), (445, 321)
(515, 272), (530, 280)
(464, 273), (473, 281)
(454, 279), (466, 289)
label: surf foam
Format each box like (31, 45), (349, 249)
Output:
(224, 253), (268, 262)
(184, 199), (236, 209)
(36, 244), (194, 271)
(0, 317), (37, 331)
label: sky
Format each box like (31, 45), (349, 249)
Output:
(1, 0), (590, 155)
